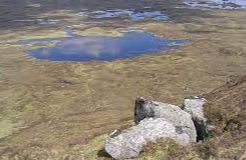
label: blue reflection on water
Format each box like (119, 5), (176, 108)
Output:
(27, 32), (188, 61)
(184, 0), (246, 9)
(130, 11), (167, 21)
(91, 9), (168, 21)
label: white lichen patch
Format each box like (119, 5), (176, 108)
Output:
(26, 3), (42, 8)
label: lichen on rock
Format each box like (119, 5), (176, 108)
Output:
(105, 97), (201, 159)
(105, 118), (190, 160)
(182, 96), (209, 141)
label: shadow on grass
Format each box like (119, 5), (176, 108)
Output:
(97, 148), (112, 159)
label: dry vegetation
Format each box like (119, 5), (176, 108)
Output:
(134, 75), (246, 160)
(0, 2), (246, 159)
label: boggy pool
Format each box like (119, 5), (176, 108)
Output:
(27, 31), (188, 61)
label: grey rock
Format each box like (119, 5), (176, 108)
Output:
(182, 96), (209, 141)
(105, 118), (190, 160)
(105, 97), (208, 159)
(134, 97), (197, 142)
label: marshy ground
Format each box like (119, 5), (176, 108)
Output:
(0, 0), (246, 159)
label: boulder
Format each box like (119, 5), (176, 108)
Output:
(182, 96), (209, 141)
(105, 97), (209, 159)
(105, 118), (190, 160)
(134, 97), (197, 142)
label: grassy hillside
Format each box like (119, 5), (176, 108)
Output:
(137, 75), (246, 160)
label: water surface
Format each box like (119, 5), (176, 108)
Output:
(90, 9), (168, 21)
(184, 0), (246, 9)
(28, 32), (188, 61)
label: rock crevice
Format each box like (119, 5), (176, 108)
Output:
(182, 96), (209, 141)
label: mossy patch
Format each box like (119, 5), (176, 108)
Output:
(81, 134), (109, 160)
(18, 31), (68, 41)
(71, 64), (88, 75)
(74, 27), (123, 37)
(0, 30), (68, 45)
(105, 62), (126, 72)
(134, 22), (188, 38)
(139, 139), (200, 160)
(0, 119), (16, 138)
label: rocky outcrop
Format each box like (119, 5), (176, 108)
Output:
(105, 97), (201, 160)
(105, 118), (191, 160)
(182, 96), (208, 141)
(105, 75), (246, 159)
(134, 97), (197, 142)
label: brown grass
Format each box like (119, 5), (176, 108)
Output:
(0, 5), (246, 160)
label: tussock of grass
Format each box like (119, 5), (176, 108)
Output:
(74, 27), (123, 37)
(81, 134), (110, 160)
(0, 120), (15, 139)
